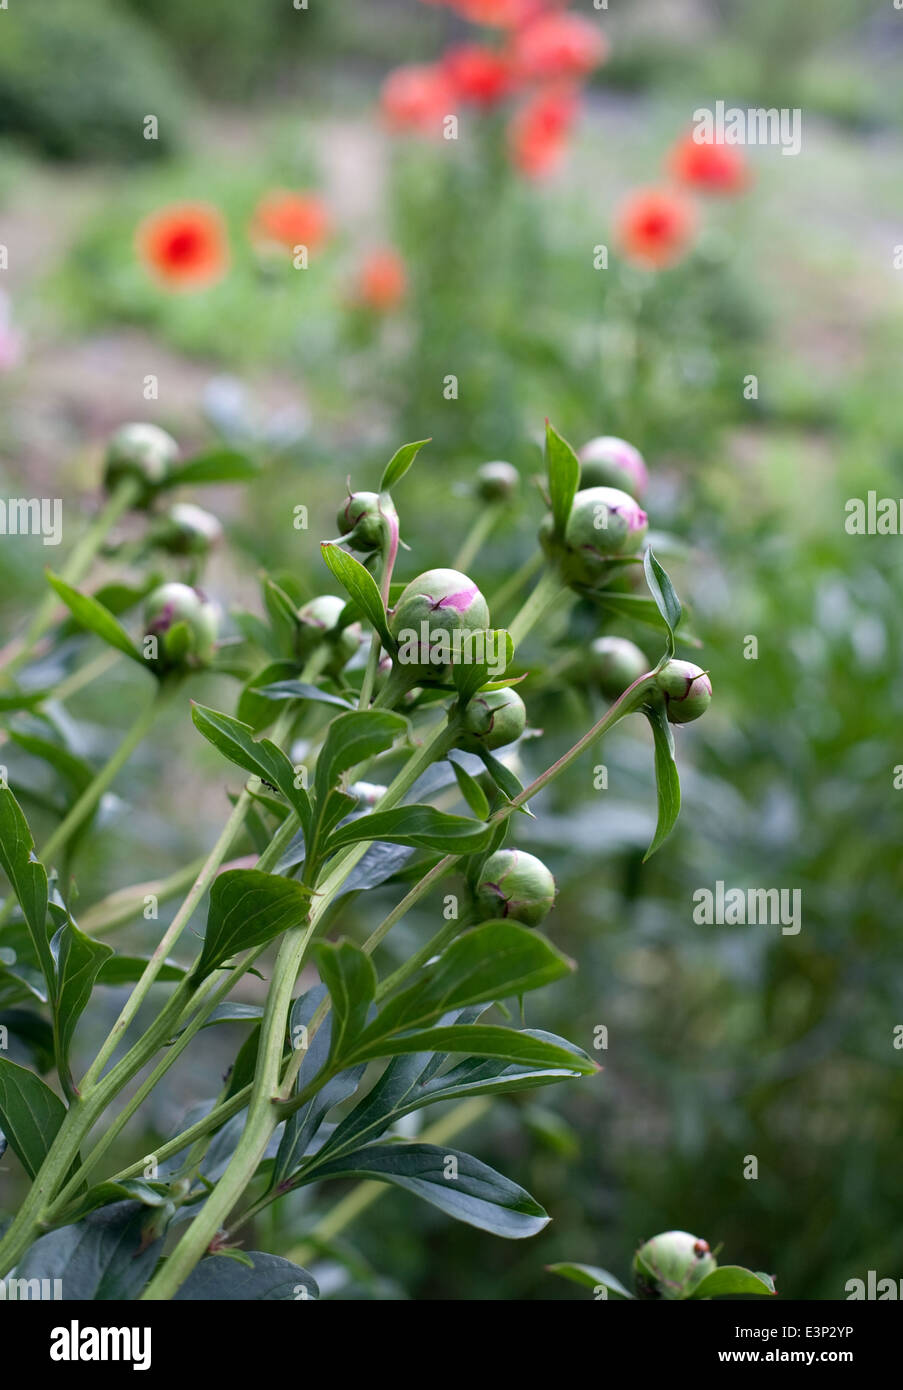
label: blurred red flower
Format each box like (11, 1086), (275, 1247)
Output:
(250, 191), (331, 251)
(615, 187), (698, 269)
(667, 133), (749, 194)
(136, 204), (228, 288)
(508, 84), (578, 178)
(354, 248), (408, 311)
(443, 44), (513, 105)
(448, 0), (541, 25)
(381, 63), (456, 134)
(510, 12), (607, 81)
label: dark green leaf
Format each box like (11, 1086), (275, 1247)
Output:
(361, 921), (572, 1045)
(450, 759), (490, 820)
(0, 787), (53, 990)
(643, 548), (681, 656)
(452, 630), (513, 703)
(314, 710), (406, 809)
(320, 544), (394, 651)
(174, 1251), (318, 1300)
(324, 804), (492, 856)
(547, 420), (581, 537)
(7, 731), (95, 802)
(191, 702), (311, 831)
(306, 1142), (549, 1238)
(236, 659), (299, 728)
(379, 439), (430, 491)
(45, 574), (144, 664)
(0, 1009), (55, 1071)
(16, 1201), (166, 1299)
(312, 941), (376, 1066)
(194, 870), (311, 981)
(254, 680), (354, 711)
(0, 1057), (67, 1178)
(690, 1266), (777, 1299)
(348, 1023), (597, 1071)
(643, 703), (681, 861)
(548, 1262), (634, 1298)
(50, 920), (114, 1084)
(96, 956), (186, 986)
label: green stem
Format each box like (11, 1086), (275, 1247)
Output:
(0, 479), (140, 683)
(489, 549), (543, 615)
(142, 716), (460, 1299)
(507, 568), (569, 648)
(453, 503), (502, 573)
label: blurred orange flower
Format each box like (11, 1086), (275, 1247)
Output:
(508, 84), (577, 178)
(667, 133), (749, 194)
(136, 204), (228, 289)
(381, 63), (456, 134)
(443, 44), (513, 106)
(448, 0), (541, 25)
(250, 191), (331, 251)
(355, 248), (408, 311)
(615, 187), (698, 269)
(510, 12), (607, 81)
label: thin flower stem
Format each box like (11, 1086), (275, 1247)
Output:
(489, 548), (543, 614)
(0, 478), (140, 682)
(49, 647), (121, 706)
(453, 502), (502, 573)
(507, 567), (569, 648)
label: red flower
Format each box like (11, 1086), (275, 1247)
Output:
(136, 204), (228, 288)
(443, 44), (513, 106)
(667, 133), (749, 194)
(615, 187), (697, 269)
(508, 84), (577, 179)
(250, 191), (331, 251)
(448, 0), (541, 25)
(510, 12), (607, 81)
(381, 63), (456, 134)
(354, 248), (408, 311)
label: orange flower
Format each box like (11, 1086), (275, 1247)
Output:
(667, 133), (749, 194)
(355, 248), (408, 311)
(250, 191), (331, 251)
(380, 63), (456, 134)
(443, 44), (513, 106)
(510, 12), (607, 81)
(615, 187), (697, 270)
(136, 203), (228, 289)
(508, 84), (577, 179)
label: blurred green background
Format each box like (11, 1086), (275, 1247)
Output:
(1, 0), (901, 1300)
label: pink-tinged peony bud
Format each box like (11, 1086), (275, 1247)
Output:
(105, 423), (178, 500)
(389, 568), (490, 684)
(579, 436), (649, 500)
(296, 594), (362, 675)
(143, 582), (219, 672)
(337, 490), (398, 552)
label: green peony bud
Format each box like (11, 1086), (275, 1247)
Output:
(105, 423), (178, 499)
(459, 686), (526, 753)
(337, 490), (398, 552)
(655, 660), (712, 724)
(143, 582), (219, 672)
(389, 568), (490, 685)
(632, 1231), (716, 1300)
(564, 486), (648, 580)
(296, 594), (362, 675)
(153, 503), (223, 557)
(475, 460), (519, 503)
(587, 636), (649, 700)
(475, 849), (556, 927)
(579, 436), (649, 500)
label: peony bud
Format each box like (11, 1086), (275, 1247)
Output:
(587, 636), (649, 700)
(459, 686), (526, 752)
(632, 1231), (717, 1300)
(153, 503), (223, 557)
(337, 490), (398, 552)
(475, 848), (556, 927)
(579, 436), (649, 500)
(389, 568), (490, 685)
(564, 486), (648, 577)
(655, 659), (712, 724)
(475, 460), (519, 503)
(105, 423), (178, 499)
(296, 594), (362, 675)
(143, 582), (219, 671)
